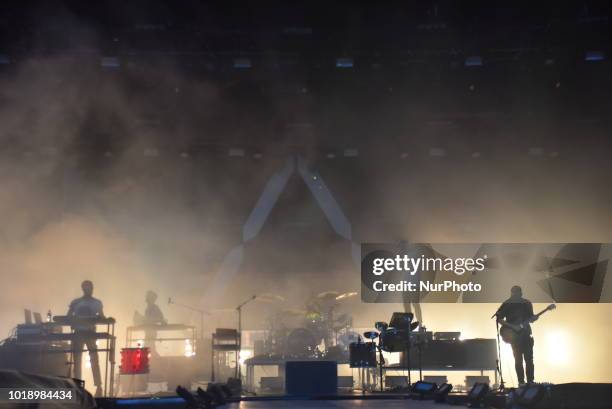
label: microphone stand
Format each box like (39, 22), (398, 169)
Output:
(494, 318), (505, 392)
(168, 298), (210, 341)
(236, 295), (257, 381)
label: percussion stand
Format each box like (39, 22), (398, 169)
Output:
(376, 342), (385, 392)
(404, 339), (412, 387)
(495, 320), (505, 392)
(236, 295), (257, 381)
(416, 332), (424, 382)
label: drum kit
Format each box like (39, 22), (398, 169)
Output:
(349, 312), (428, 392)
(262, 291), (358, 359)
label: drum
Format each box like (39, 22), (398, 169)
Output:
(120, 347), (150, 374)
(349, 342), (376, 368)
(304, 312), (326, 345)
(379, 328), (410, 352)
(285, 328), (319, 358)
(337, 331), (360, 350)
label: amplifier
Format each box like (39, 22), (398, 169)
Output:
(434, 332), (461, 341)
(16, 324), (44, 340)
(260, 376), (283, 391)
(424, 375), (448, 385)
(337, 376), (353, 388)
(465, 375), (490, 389)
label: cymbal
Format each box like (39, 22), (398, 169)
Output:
(363, 331), (379, 340)
(281, 308), (307, 316)
(316, 291), (340, 300)
(334, 313), (352, 325)
(335, 291), (358, 301)
(257, 293), (286, 303)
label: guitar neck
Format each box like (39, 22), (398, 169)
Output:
(535, 307), (552, 319)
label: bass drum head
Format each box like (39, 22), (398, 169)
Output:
(285, 328), (318, 358)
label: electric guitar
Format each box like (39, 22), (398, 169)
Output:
(499, 304), (556, 344)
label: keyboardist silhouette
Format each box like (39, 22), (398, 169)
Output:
(67, 280), (104, 396)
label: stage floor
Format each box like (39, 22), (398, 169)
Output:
(227, 400), (455, 409)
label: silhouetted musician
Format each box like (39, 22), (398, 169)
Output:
(495, 286), (538, 385)
(66, 280), (104, 396)
(134, 290), (167, 354)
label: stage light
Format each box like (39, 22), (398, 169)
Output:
(184, 339), (195, 357)
(585, 51), (605, 62)
(336, 58), (354, 68)
(465, 56), (483, 67)
(233, 58), (252, 68)
(238, 349), (252, 365)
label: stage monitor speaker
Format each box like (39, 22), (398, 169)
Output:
(413, 380), (437, 393)
(226, 377), (241, 396)
(285, 361), (337, 396)
(516, 383), (546, 408)
(260, 376), (283, 391)
(506, 385), (528, 408)
(385, 376), (408, 389)
(467, 382), (489, 405)
(434, 383), (453, 403)
(410, 380), (437, 400)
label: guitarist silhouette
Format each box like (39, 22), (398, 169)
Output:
(495, 286), (538, 385)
